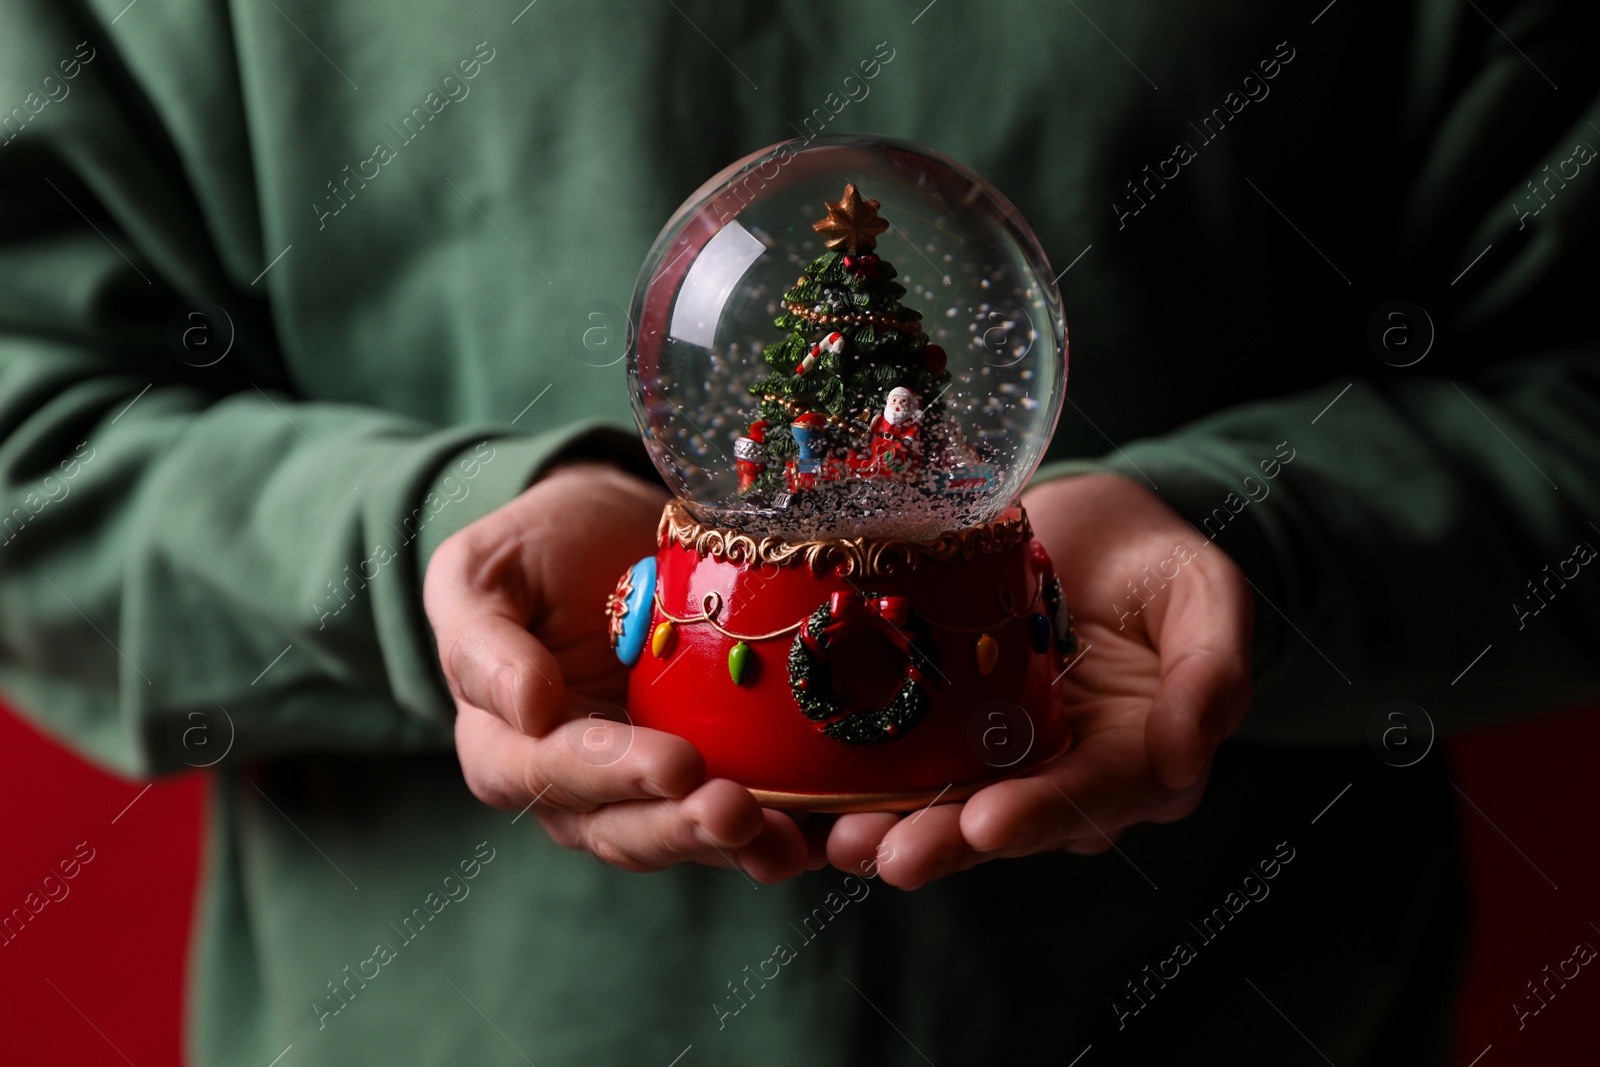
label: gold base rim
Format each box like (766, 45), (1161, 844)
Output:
(747, 779), (992, 814)
(744, 732), (1073, 813)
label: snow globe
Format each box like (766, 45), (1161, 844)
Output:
(605, 135), (1075, 811)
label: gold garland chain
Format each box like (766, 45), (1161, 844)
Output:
(757, 393), (869, 432)
(782, 299), (924, 335)
(654, 590), (804, 642)
(652, 580), (1043, 645)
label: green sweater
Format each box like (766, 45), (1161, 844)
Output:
(2, 1), (1595, 1063)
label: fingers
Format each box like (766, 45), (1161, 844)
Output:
(959, 724), (1155, 854)
(539, 778), (761, 860)
(733, 810), (812, 883)
(828, 729), (1158, 887)
(457, 707), (808, 880)
(828, 807), (987, 891)
(450, 610), (567, 736)
(824, 787), (1138, 890)
(1145, 559), (1254, 791)
(826, 812), (901, 876)
(425, 528), (568, 736)
(877, 805), (984, 889)
(1145, 647), (1250, 790)
(455, 703), (705, 812)
(539, 783), (807, 882)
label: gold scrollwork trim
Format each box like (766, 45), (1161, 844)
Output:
(656, 499), (1033, 578)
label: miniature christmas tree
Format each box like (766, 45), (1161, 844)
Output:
(743, 183), (951, 497)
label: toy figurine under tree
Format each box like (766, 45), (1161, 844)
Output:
(741, 183), (952, 498)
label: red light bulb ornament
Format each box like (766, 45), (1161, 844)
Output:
(611, 134), (1075, 811)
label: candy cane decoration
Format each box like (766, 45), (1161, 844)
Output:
(796, 331), (845, 375)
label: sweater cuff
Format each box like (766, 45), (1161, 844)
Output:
(412, 419), (654, 580)
(386, 420), (653, 727)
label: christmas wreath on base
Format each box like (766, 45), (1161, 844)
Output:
(788, 590), (941, 745)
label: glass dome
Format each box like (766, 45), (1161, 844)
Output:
(627, 134), (1068, 542)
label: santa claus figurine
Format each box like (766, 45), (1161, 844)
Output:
(869, 386), (922, 474)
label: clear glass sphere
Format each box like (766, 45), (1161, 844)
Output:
(627, 134), (1067, 541)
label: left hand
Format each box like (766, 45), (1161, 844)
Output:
(825, 475), (1255, 889)
(424, 462), (814, 882)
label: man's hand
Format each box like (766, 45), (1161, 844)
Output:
(825, 475), (1254, 889)
(424, 463), (810, 881)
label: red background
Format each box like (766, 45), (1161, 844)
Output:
(0, 698), (1593, 1065)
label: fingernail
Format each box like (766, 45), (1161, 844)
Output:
(491, 665), (515, 717)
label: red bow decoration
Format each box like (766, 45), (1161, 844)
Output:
(828, 590), (909, 629)
(801, 592), (921, 687)
(841, 253), (881, 278)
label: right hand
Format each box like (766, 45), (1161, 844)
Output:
(423, 462), (811, 881)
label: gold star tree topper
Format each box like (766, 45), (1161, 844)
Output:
(812, 182), (890, 252)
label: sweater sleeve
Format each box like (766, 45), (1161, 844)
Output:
(1036, 3), (1600, 744)
(0, 12), (648, 776)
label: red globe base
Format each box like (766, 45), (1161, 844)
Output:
(615, 502), (1073, 812)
